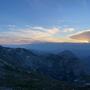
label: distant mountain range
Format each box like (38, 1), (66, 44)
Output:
(4, 42), (90, 74)
(0, 44), (90, 89)
(4, 42), (90, 58)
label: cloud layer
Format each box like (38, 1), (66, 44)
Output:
(1, 25), (88, 44)
(0, 26), (63, 44)
(70, 30), (90, 42)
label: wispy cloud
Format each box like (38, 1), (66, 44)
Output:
(7, 24), (16, 28)
(1, 25), (88, 44)
(0, 26), (62, 44)
(63, 28), (75, 33)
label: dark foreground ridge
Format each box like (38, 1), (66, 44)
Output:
(0, 45), (90, 90)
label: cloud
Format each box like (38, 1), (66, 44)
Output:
(70, 30), (90, 42)
(7, 24), (16, 28)
(0, 26), (62, 44)
(31, 26), (46, 30)
(47, 27), (60, 34)
(1, 26), (86, 44)
(63, 28), (75, 33)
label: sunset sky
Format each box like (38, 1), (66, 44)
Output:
(0, 0), (90, 44)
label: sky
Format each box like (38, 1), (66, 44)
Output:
(0, 0), (90, 44)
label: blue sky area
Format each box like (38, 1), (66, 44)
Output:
(0, 0), (90, 44)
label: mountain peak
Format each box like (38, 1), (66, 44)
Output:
(59, 50), (76, 57)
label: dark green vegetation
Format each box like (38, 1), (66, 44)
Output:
(0, 46), (90, 90)
(0, 70), (90, 90)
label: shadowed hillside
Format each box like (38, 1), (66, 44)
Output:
(0, 46), (90, 90)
